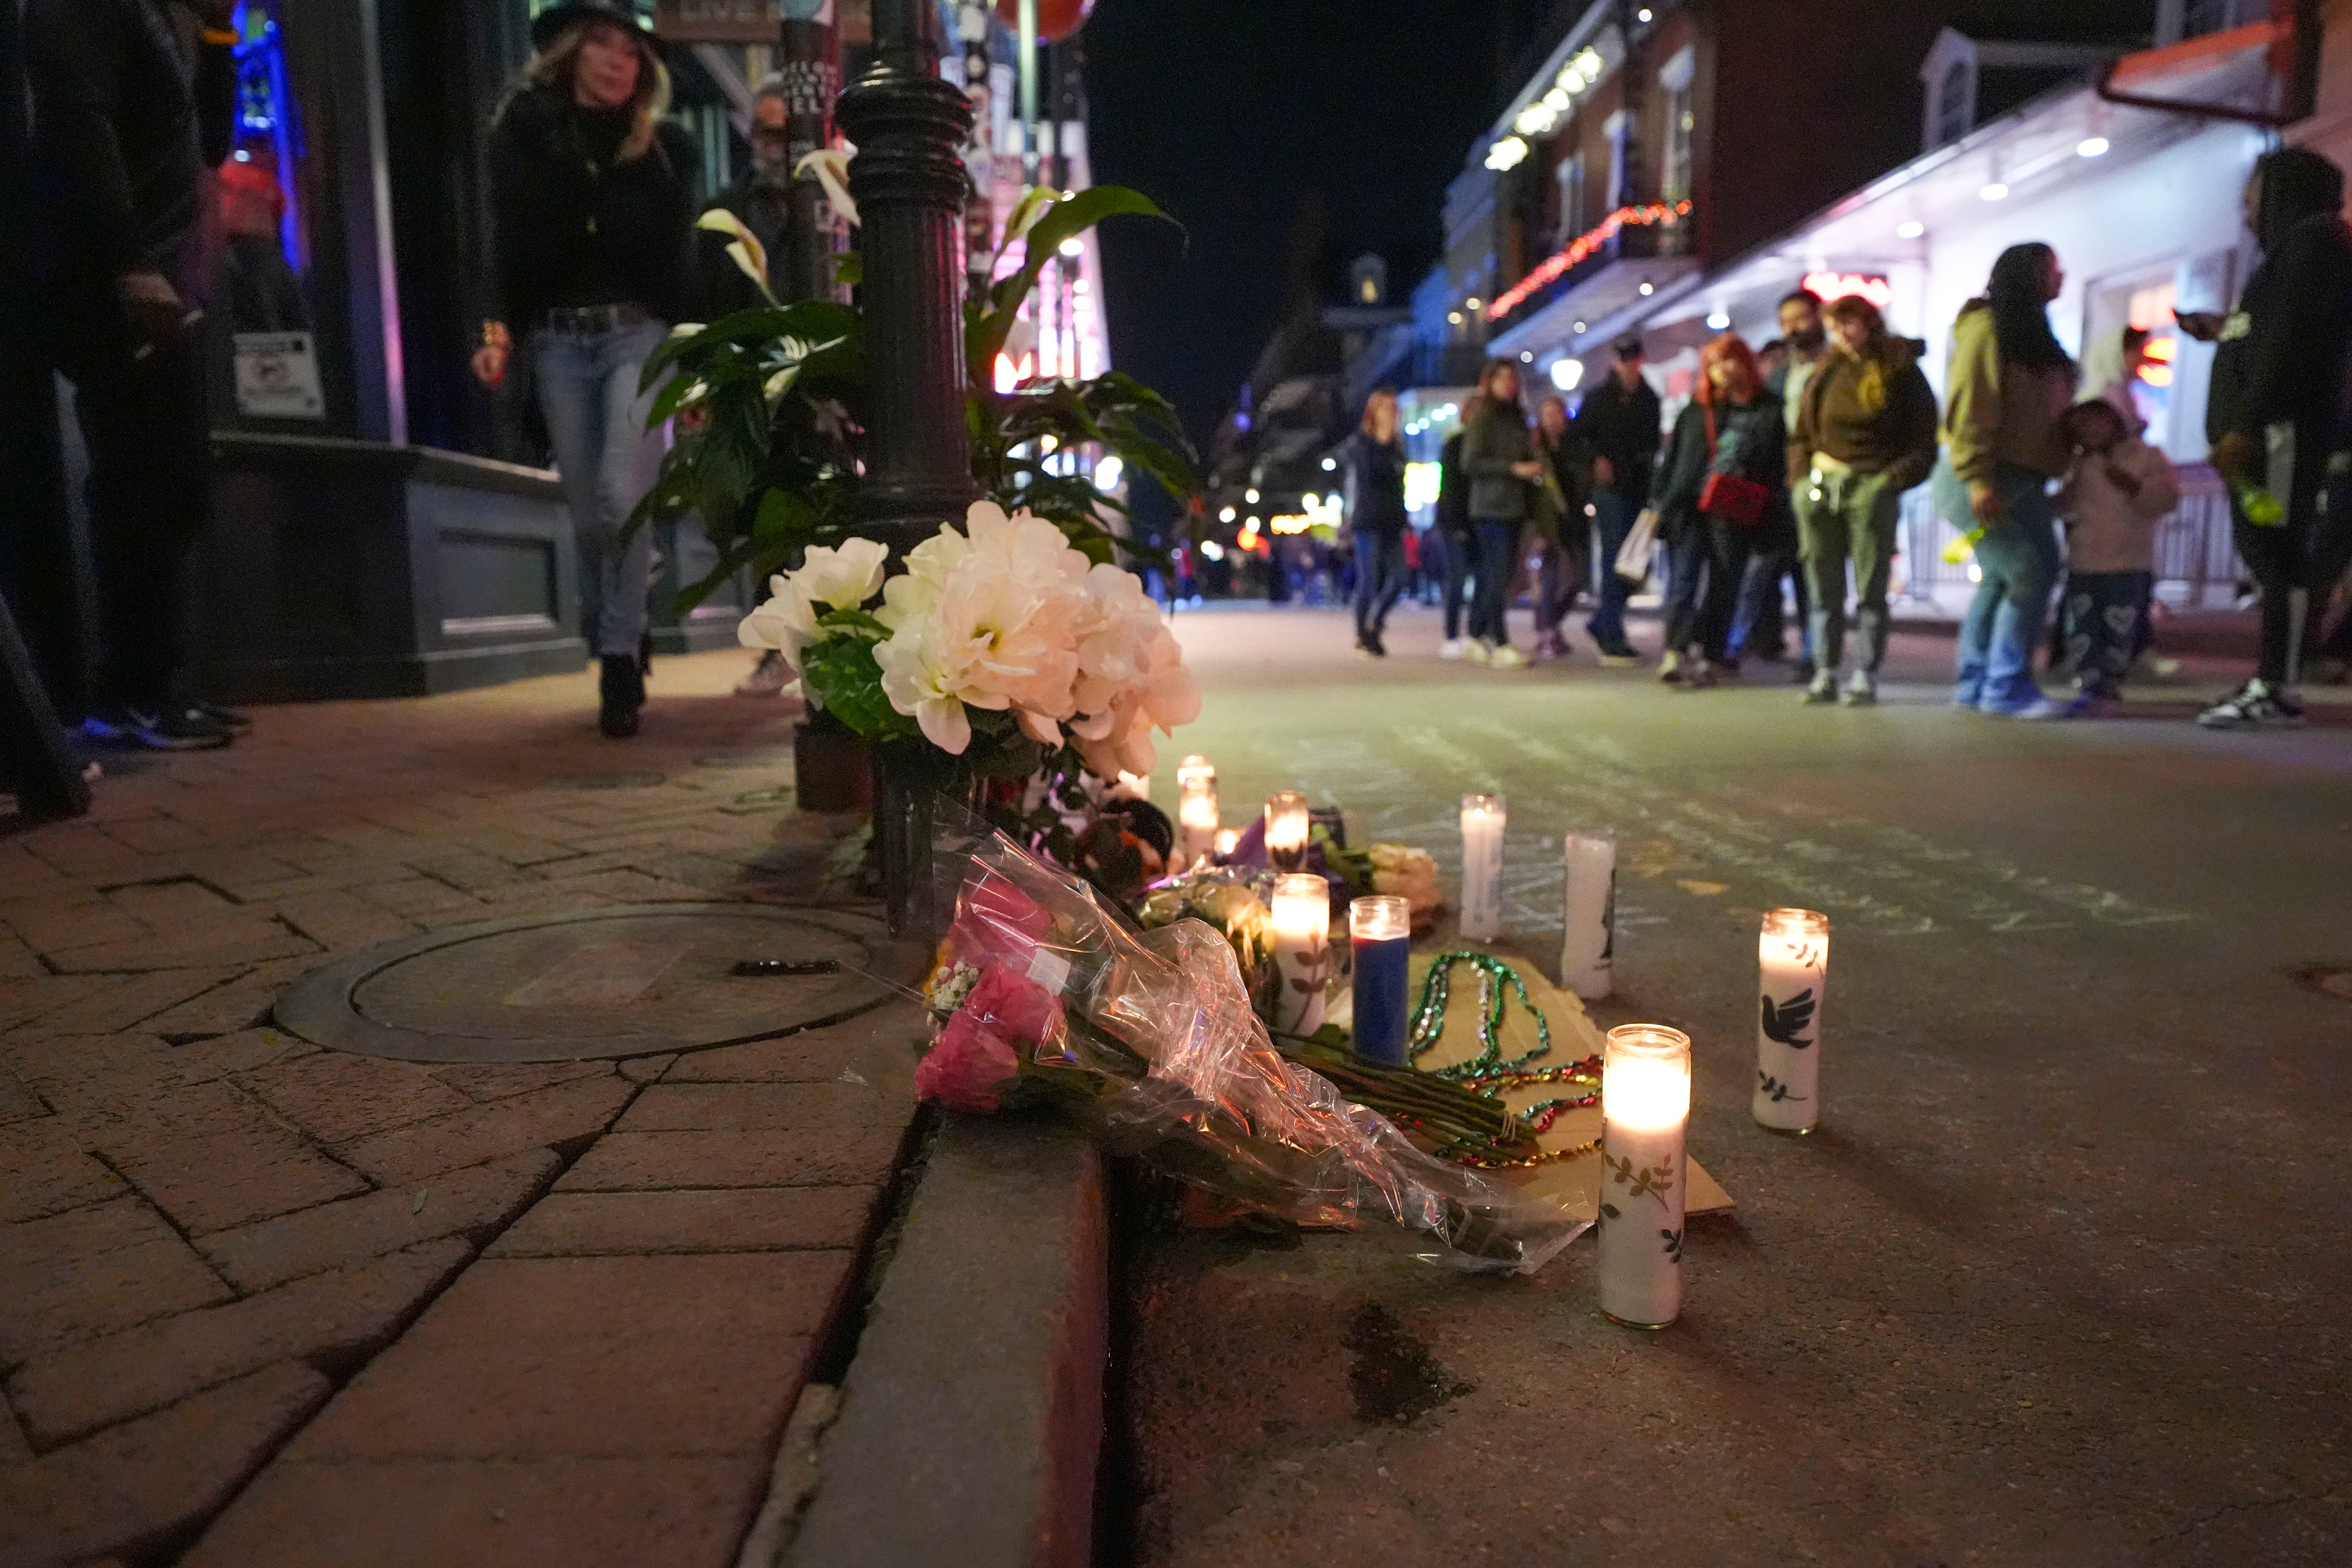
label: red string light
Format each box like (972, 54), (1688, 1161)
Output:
(1484, 200), (1693, 323)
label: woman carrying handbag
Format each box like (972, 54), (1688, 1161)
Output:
(1652, 334), (1785, 687)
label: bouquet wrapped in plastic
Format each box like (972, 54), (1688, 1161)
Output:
(916, 819), (1585, 1274)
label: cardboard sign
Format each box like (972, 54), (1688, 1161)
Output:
(232, 331), (325, 419)
(654, 0), (782, 42)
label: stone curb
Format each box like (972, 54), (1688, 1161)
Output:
(779, 1115), (1107, 1568)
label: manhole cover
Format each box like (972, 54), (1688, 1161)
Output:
(273, 904), (895, 1063)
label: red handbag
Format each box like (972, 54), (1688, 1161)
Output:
(1697, 402), (1770, 528)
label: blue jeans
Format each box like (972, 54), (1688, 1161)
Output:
(1587, 487), (1635, 648)
(1353, 529), (1405, 638)
(1939, 459), (2060, 710)
(533, 318), (667, 657)
(1470, 519), (1519, 644)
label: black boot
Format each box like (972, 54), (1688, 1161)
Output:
(599, 654), (644, 739)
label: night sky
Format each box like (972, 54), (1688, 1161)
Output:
(1083, 0), (1515, 446)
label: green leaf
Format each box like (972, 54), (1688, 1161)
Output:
(831, 250), (863, 287)
(967, 186), (1174, 385)
(816, 606), (890, 638)
(799, 636), (915, 741)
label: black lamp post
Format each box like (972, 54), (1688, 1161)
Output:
(836, 0), (981, 933)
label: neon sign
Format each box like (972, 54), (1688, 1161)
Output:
(1801, 271), (1894, 310)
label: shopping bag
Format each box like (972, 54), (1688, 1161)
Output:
(1614, 507), (1661, 584)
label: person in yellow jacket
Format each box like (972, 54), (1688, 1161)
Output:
(1930, 243), (2077, 718)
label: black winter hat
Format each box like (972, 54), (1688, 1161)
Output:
(2253, 146), (2345, 255)
(529, 0), (663, 55)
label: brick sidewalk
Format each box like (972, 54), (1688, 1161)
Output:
(0, 656), (921, 1568)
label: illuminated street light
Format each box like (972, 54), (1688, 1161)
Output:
(1981, 182), (2010, 201)
(2078, 136), (2110, 158)
(1897, 220), (1926, 239)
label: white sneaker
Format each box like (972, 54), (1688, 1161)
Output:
(1465, 639), (1494, 665)
(1488, 644), (1527, 670)
(2196, 679), (2306, 730)
(1439, 639), (1467, 660)
(1840, 670), (1878, 706)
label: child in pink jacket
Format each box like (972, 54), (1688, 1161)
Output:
(2055, 399), (2181, 715)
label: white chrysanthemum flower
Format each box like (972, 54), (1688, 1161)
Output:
(794, 537), (888, 612)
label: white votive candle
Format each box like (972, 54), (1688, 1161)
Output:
(1178, 778), (1219, 868)
(1458, 793), (1506, 942)
(1265, 790), (1310, 873)
(1559, 832), (1615, 1000)
(1213, 828), (1240, 858)
(1269, 872), (1331, 1036)
(1176, 754), (1216, 795)
(1599, 1024), (1691, 1329)
(1754, 908), (1828, 1134)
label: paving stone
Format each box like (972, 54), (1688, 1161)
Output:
(98, 1083), (370, 1237)
(0, 1068), (45, 1125)
(0, 1031), (179, 1121)
(45, 918), (319, 975)
(353, 877), (484, 918)
(234, 1052), (472, 1146)
(333, 1074), (637, 1186)
(0, 1197), (231, 1367)
(0, 934), (43, 982)
(0, 1392), (30, 1466)
(270, 890), (421, 954)
(615, 1053), (675, 1084)
(615, 1080), (906, 1134)
(0, 1362), (330, 1568)
(0, 894), (147, 953)
(20, 967), (245, 1035)
(554, 1127), (906, 1192)
(7, 1238), (470, 1446)
(280, 1253), (842, 1462)
(427, 1060), (614, 1104)
(181, 1454), (762, 1568)
(142, 959), (321, 1044)
(488, 1187), (877, 1258)
(0, 978), (111, 1036)
(164, 1027), (321, 1087)
(0, 1121), (126, 1223)
(199, 1149), (559, 1292)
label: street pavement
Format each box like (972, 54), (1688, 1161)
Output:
(0, 657), (916, 1568)
(1125, 601), (2352, 1568)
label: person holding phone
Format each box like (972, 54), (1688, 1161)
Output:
(2176, 147), (2352, 730)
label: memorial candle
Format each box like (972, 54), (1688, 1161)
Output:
(1458, 793), (1506, 942)
(1177, 778), (1220, 867)
(1598, 1024), (1691, 1329)
(1176, 754), (1216, 795)
(1348, 895), (1412, 1067)
(1269, 873), (1331, 1036)
(1213, 828), (1240, 858)
(1753, 908), (1828, 1134)
(1558, 833), (1616, 1000)
(1265, 791), (1310, 873)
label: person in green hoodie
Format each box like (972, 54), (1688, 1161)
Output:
(1932, 242), (2076, 718)
(1787, 295), (1939, 706)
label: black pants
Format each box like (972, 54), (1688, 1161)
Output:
(51, 294), (212, 716)
(1441, 527), (1474, 639)
(1662, 515), (1755, 662)
(2234, 447), (2352, 686)
(1469, 517), (1518, 644)
(1352, 528), (1405, 639)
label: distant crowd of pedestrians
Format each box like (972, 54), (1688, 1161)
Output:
(1335, 145), (2352, 728)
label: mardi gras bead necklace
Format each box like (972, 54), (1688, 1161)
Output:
(1408, 951), (1604, 1165)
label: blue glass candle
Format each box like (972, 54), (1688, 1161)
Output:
(1350, 895), (1412, 1066)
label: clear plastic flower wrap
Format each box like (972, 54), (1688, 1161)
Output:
(917, 812), (1586, 1274)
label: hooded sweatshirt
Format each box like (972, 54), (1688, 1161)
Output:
(1942, 303), (2075, 485)
(2057, 433), (2180, 575)
(1789, 339), (1939, 490)
(2206, 147), (2352, 446)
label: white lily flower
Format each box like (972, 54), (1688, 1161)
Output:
(697, 209), (774, 301)
(667, 321), (705, 340)
(795, 149), (859, 229)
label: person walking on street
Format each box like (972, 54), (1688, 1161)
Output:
(1530, 392), (1589, 660)
(1436, 426), (1475, 657)
(1652, 334), (1784, 688)
(1934, 243), (2076, 719)
(1788, 295), (1940, 706)
(1573, 336), (1661, 663)
(1342, 387), (1410, 657)
(474, 1), (698, 739)
(2180, 147), (2352, 730)
(1459, 361), (1543, 668)
(26, 0), (240, 750)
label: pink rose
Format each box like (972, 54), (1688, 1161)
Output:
(950, 871), (1053, 969)
(916, 1007), (1023, 1113)
(965, 966), (1063, 1047)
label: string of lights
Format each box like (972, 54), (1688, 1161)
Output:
(1483, 199), (1693, 323)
